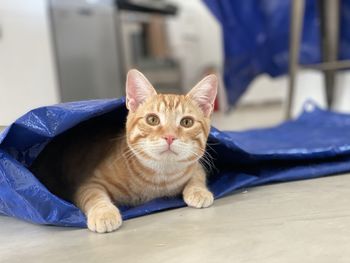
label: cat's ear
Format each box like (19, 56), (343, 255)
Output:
(126, 69), (157, 112)
(187, 74), (218, 117)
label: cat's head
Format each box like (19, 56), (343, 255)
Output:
(125, 69), (217, 164)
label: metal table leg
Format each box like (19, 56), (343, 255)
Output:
(287, 0), (305, 119)
(320, 0), (340, 108)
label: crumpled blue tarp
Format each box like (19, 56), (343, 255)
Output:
(1, 98), (350, 227)
(203, 0), (350, 106)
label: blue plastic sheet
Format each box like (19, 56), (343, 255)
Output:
(1, 98), (350, 227)
(203, 0), (350, 106)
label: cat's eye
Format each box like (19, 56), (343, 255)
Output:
(180, 117), (194, 128)
(146, 114), (160, 126)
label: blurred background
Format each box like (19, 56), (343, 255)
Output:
(1, 0), (350, 130)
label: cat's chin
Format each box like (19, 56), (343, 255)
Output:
(156, 152), (180, 162)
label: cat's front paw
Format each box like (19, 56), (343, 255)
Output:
(183, 187), (214, 208)
(87, 204), (122, 233)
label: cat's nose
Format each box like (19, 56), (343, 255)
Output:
(163, 135), (176, 145)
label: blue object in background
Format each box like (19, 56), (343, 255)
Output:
(1, 98), (350, 227)
(203, 0), (350, 106)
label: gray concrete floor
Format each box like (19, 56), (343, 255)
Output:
(1, 104), (350, 262)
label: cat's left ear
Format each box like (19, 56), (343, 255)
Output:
(187, 74), (218, 117)
(126, 69), (157, 112)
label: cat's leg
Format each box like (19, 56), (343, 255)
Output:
(183, 165), (214, 208)
(75, 183), (122, 233)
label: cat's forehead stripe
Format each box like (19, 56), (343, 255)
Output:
(174, 97), (181, 109)
(152, 94), (187, 112)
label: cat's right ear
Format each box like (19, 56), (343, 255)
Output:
(126, 69), (157, 112)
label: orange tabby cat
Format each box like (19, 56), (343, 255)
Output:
(31, 69), (217, 233)
(76, 70), (217, 233)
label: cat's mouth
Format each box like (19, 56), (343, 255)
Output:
(160, 148), (178, 156)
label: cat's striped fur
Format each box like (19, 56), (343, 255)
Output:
(32, 69), (218, 233)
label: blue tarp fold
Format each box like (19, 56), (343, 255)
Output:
(1, 98), (350, 227)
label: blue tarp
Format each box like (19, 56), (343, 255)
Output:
(203, 0), (350, 106)
(1, 98), (350, 227)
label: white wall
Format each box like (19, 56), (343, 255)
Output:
(333, 70), (350, 113)
(240, 75), (288, 105)
(0, 0), (59, 125)
(241, 70), (328, 118)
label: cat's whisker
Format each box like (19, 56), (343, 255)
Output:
(184, 147), (215, 173)
(205, 144), (217, 155)
(111, 143), (145, 163)
(124, 145), (144, 157)
(206, 141), (220, 146)
(110, 133), (127, 142)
